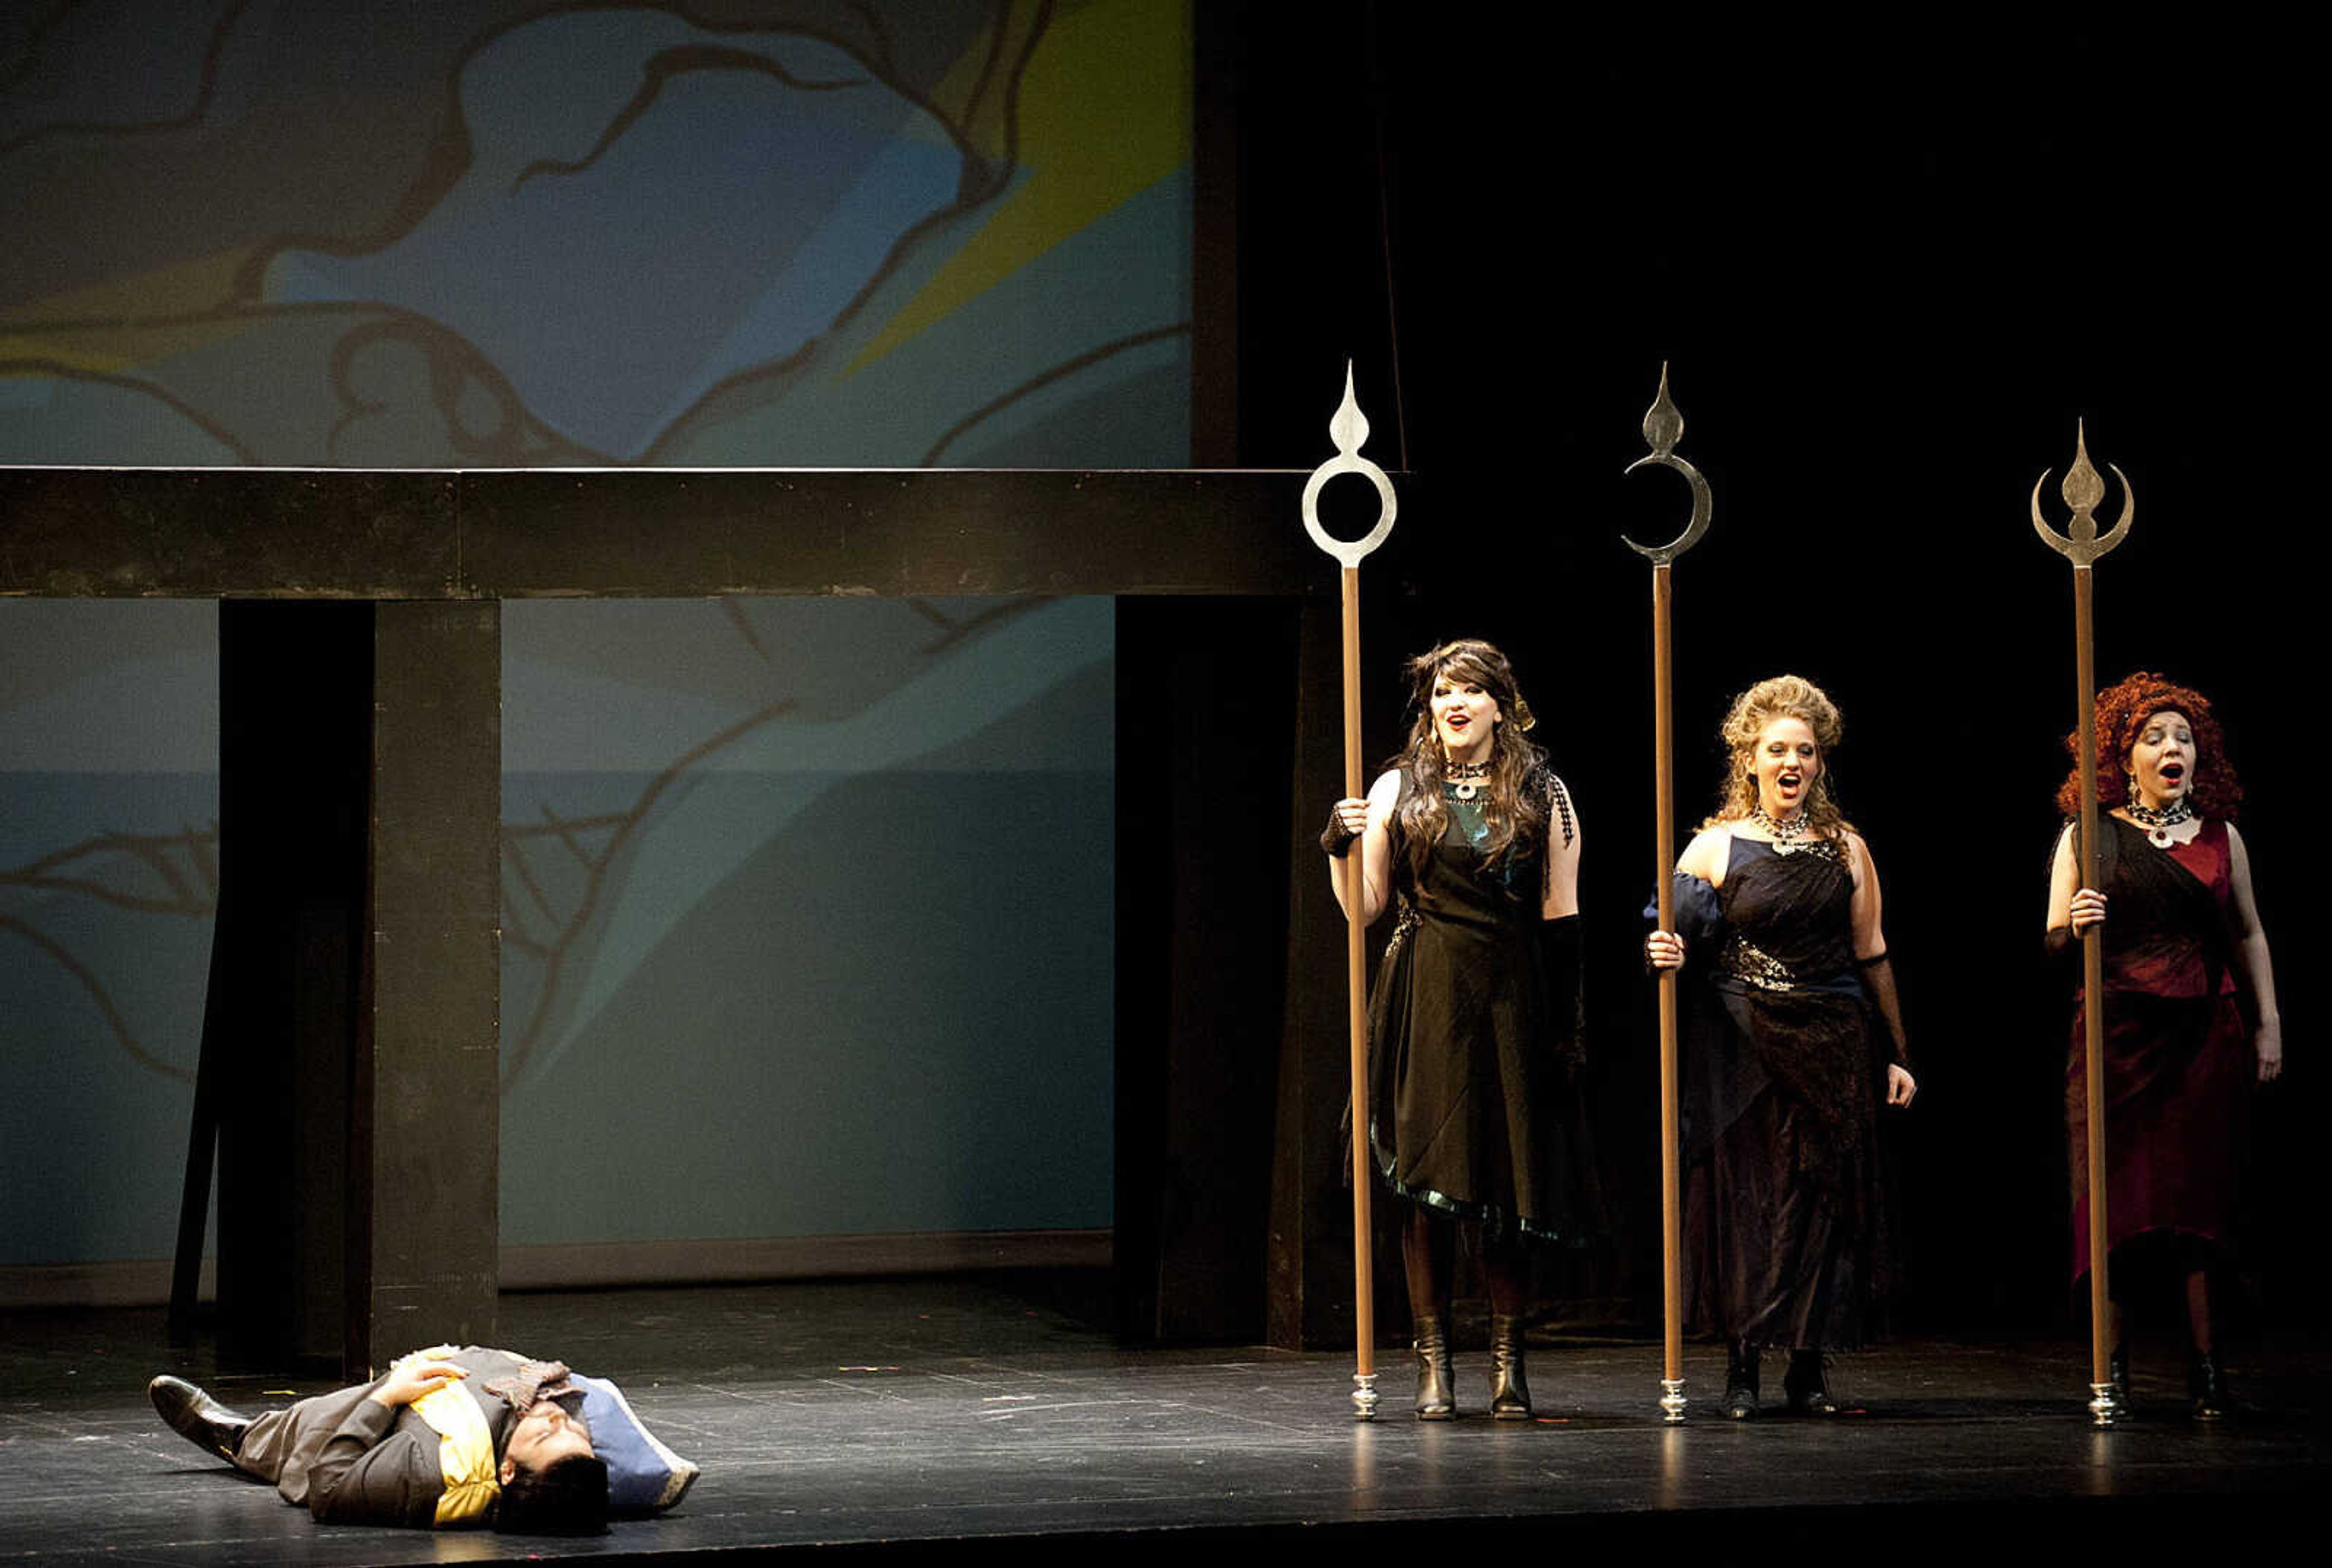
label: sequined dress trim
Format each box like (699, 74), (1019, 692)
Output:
(1721, 933), (1799, 992)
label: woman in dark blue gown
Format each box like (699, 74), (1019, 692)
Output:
(1646, 675), (1915, 1417)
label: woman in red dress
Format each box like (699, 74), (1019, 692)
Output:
(2046, 673), (2282, 1419)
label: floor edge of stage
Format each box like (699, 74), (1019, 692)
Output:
(4, 1276), (2322, 1567)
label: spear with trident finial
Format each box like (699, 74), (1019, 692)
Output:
(1303, 363), (1400, 1420)
(2031, 421), (2135, 1427)
(1622, 364), (1712, 1424)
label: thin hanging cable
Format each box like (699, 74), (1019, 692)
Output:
(1368, 44), (1410, 471)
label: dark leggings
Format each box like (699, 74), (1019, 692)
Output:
(1402, 1204), (1529, 1328)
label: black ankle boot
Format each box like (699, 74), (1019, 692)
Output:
(2107, 1343), (2130, 1416)
(1723, 1341), (1760, 1419)
(2189, 1348), (2229, 1422)
(148, 1375), (253, 1462)
(1414, 1316), (1454, 1420)
(1783, 1348), (1839, 1416)
(1488, 1315), (1532, 1420)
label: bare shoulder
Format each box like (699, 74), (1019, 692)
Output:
(2225, 820), (2255, 873)
(1839, 828), (1878, 879)
(1366, 769), (1403, 805)
(1677, 824), (1731, 882)
(1683, 823), (1732, 855)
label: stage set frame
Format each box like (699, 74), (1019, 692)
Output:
(2, 462), (1402, 1376)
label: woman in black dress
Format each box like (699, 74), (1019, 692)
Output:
(2045, 673), (2281, 1419)
(1646, 674), (1915, 1417)
(1323, 639), (1585, 1420)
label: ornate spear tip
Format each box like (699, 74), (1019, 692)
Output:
(1642, 364), (1683, 457)
(2062, 420), (2105, 517)
(1329, 363), (1371, 457)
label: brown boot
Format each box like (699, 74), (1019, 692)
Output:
(2189, 1348), (2229, 1422)
(1783, 1348), (1839, 1416)
(1723, 1341), (1760, 1419)
(1414, 1316), (1455, 1420)
(1488, 1315), (1532, 1420)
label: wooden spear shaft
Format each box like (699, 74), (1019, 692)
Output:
(1300, 363), (1396, 1418)
(1340, 565), (1377, 1392)
(2028, 420), (2130, 1422)
(2074, 565), (2111, 1394)
(1618, 364), (1709, 1422)
(1652, 564), (1685, 1400)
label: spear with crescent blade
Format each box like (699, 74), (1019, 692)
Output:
(1303, 363), (1400, 1420)
(1621, 365), (1712, 1425)
(2031, 421), (2135, 1427)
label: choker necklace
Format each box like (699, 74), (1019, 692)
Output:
(2127, 797), (2194, 848)
(1447, 760), (1490, 800)
(1748, 805), (1813, 851)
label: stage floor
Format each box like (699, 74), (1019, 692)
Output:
(2, 1272), (2324, 1565)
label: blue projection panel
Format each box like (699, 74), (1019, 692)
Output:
(1, 2), (1187, 1277)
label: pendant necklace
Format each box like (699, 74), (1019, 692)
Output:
(1748, 805), (1812, 853)
(2126, 797), (2194, 849)
(1447, 760), (1490, 801)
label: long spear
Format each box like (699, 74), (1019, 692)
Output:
(2030, 421), (2134, 1427)
(1620, 365), (1712, 1425)
(1303, 364), (1399, 1420)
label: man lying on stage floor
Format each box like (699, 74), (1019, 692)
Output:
(149, 1345), (609, 1534)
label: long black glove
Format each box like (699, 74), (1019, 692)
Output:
(1858, 951), (1913, 1069)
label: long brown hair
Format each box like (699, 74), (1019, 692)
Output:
(1700, 673), (1856, 837)
(2054, 671), (2242, 822)
(1387, 639), (1549, 879)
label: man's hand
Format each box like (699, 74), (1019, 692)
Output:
(369, 1358), (468, 1409)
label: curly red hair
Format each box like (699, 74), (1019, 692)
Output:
(2054, 672), (2242, 821)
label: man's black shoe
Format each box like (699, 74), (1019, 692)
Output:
(148, 1375), (253, 1462)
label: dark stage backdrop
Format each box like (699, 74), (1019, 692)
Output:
(1224, 13), (2315, 1335)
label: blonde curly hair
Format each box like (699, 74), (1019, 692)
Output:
(1701, 673), (1854, 836)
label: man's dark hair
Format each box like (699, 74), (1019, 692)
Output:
(494, 1454), (610, 1535)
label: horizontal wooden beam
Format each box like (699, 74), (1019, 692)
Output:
(0, 467), (1365, 599)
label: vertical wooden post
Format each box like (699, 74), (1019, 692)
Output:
(208, 602), (370, 1372)
(356, 601), (502, 1375)
(1267, 599), (1362, 1352)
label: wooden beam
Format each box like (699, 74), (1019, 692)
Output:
(1, 468), (1340, 599)
(355, 601), (501, 1374)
